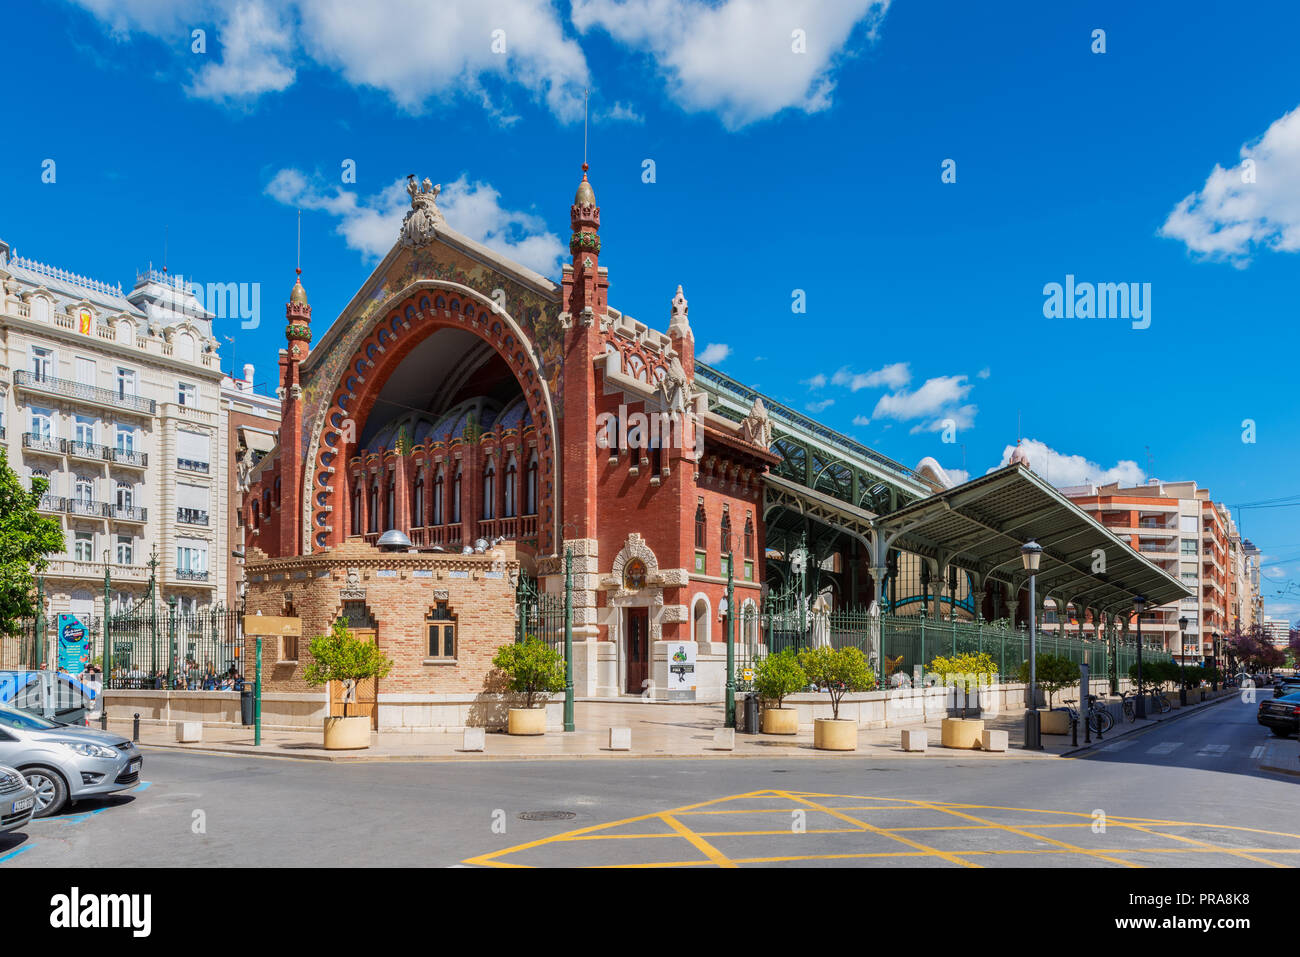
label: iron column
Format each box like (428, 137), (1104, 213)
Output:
(563, 547), (575, 732)
(726, 550), (736, 729)
(1134, 595), (1147, 720)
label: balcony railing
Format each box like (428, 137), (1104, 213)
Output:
(175, 569), (209, 582)
(177, 458), (210, 473)
(44, 560), (150, 582)
(14, 369), (156, 414)
(177, 508), (209, 526)
(108, 504), (147, 523)
(110, 447), (148, 467)
(22, 432), (61, 454)
(66, 498), (107, 518)
(37, 494), (64, 512)
(66, 439), (111, 461)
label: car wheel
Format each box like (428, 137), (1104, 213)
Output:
(21, 767), (69, 818)
(1271, 728), (1292, 738)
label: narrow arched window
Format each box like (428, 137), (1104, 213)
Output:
(504, 455), (517, 518)
(433, 467), (444, 525)
(351, 482), (362, 535)
(252, 501), (260, 530)
(525, 451), (538, 515)
(412, 472), (425, 527)
(720, 509), (732, 557)
(744, 515), (754, 559)
(367, 480), (378, 534)
(385, 471), (395, 531)
(482, 459), (496, 520)
(695, 501), (706, 549)
(452, 464), (462, 523)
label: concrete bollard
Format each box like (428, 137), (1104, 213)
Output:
(980, 730), (1009, 752)
(713, 728), (735, 751)
(901, 729), (928, 752)
(461, 727), (485, 752)
(609, 727), (631, 751)
(175, 721), (203, 744)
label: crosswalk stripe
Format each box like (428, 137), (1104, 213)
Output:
(1102, 740), (1136, 752)
(1251, 745), (1266, 759)
(1197, 744), (1229, 756)
(1147, 742), (1182, 755)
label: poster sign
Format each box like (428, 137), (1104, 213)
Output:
(78, 308), (92, 334)
(57, 614), (90, 675)
(668, 642), (697, 701)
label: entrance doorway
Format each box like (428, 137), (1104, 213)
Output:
(329, 628), (379, 729)
(625, 607), (649, 694)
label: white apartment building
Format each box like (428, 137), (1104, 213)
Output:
(220, 363), (281, 606)
(1261, 615), (1290, 649)
(0, 239), (228, 623)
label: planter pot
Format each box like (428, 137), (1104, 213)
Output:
(762, 708), (799, 735)
(323, 715), (370, 750)
(1038, 708), (1070, 735)
(940, 717), (985, 749)
(1187, 689), (1202, 703)
(813, 718), (857, 751)
(1166, 694), (1182, 709)
(507, 707), (547, 735)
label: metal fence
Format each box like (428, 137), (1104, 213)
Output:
(737, 604), (1169, 687)
(515, 573), (567, 662)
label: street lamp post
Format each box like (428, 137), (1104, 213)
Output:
(1212, 632), (1220, 690)
(1021, 540), (1043, 750)
(1134, 595), (1147, 720)
(1178, 615), (1189, 706)
(725, 550), (736, 729)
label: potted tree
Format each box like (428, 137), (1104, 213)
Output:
(302, 619), (394, 750)
(1017, 653), (1079, 734)
(930, 652), (999, 748)
(492, 637), (565, 735)
(797, 646), (875, 751)
(754, 649), (807, 734)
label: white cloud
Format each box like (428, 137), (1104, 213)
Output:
(830, 362), (911, 391)
(977, 367), (990, 379)
(698, 342), (731, 364)
(990, 439), (1146, 488)
(871, 375), (975, 432)
(1159, 103), (1300, 265)
(803, 373), (827, 389)
(806, 398), (834, 413)
(852, 414), (870, 426)
(71, 0), (590, 118)
(941, 467), (970, 485)
(265, 170), (565, 275)
(571, 0), (891, 129)
(596, 100), (644, 124)
(186, 0), (296, 102)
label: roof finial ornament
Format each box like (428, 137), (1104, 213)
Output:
(400, 174), (445, 248)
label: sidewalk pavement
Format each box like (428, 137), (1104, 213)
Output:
(115, 689), (1240, 763)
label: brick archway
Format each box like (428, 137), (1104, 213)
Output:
(308, 281), (557, 555)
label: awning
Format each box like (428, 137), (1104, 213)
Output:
(873, 463), (1192, 612)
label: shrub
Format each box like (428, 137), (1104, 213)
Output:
(1016, 653), (1080, 708)
(797, 646), (876, 720)
(754, 650), (808, 709)
(301, 619), (394, 717)
(929, 652), (999, 692)
(492, 637), (566, 710)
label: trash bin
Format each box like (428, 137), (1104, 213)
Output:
(744, 692), (759, 734)
(240, 686), (255, 726)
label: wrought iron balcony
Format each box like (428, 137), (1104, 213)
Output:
(13, 369), (156, 415)
(177, 507), (209, 526)
(110, 447), (148, 467)
(175, 569), (209, 582)
(22, 432), (61, 454)
(66, 439), (111, 461)
(37, 494), (64, 512)
(177, 458), (210, 474)
(66, 498), (108, 518)
(108, 504), (147, 523)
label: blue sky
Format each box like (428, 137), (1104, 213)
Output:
(3, 0), (1299, 619)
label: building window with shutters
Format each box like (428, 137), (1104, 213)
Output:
(426, 601), (457, 660)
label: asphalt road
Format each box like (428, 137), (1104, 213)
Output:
(1, 695), (1294, 868)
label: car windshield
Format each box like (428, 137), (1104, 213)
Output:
(0, 705), (57, 731)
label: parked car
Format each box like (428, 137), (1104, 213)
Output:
(0, 765), (37, 833)
(0, 705), (141, 817)
(1273, 678), (1300, 699)
(1258, 691), (1300, 738)
(0, 671), (100, 726)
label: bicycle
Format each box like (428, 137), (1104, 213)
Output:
(1120, 690), (1138, 722)
(1150, 688), (1172, 714)
(1060, 696), (1114, 735)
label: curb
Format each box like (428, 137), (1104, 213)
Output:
(1058, 691), (1239, 758)
(1260, 738), (1300, 778)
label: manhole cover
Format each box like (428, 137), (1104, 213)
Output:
(517, 810), (578, 822)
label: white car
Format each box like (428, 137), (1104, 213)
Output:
(0, 765), (37, 833)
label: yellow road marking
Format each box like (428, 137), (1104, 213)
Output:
(660, 813), (736, 868)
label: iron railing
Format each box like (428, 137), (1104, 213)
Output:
(177, 508), (209, 526)
(515, 572), (566, 662)
(177, 458), (210, 473)
(14, 369), (156, 414)
(22, 432), (61, 454)
(110, 447), (148, 467)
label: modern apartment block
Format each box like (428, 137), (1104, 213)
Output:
(1058, 479), (1255, 665)
(0, 239), (228, 622)
(1261, 615), (1290, 649)
(220, 363), (280, 605)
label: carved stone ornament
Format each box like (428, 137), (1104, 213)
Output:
(608, 533), (660, 593)
(740, 396), (773, 450)
(340, 566), (366, 600)
(657, 348), (688, 414)
(399, 175), (446, 248)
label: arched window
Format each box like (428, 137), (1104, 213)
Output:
(692, 597), (710, 644)
(504, 455), (517, 518)
(452, 464), (462, 524)
(263, 488), (271, 517)
(720, 509), (732, 557)
(116, 482), (132, 510)
(75, 476), (94, 504)
(482, 459), (496, 520)
(274, 477), (281, 508)
(695, 501), (706, 549)
(351, 482), (362, 535)
(385, 471), (395, 531)
(744, 515), (754, 559)
(252, 501), (260, 530)
(367, 480), (379, 534)
(412, 472), (425, 527)
(525, 451), (538, 515)
(433, 467), (444, 525)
